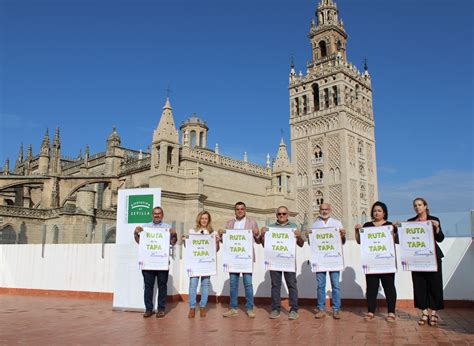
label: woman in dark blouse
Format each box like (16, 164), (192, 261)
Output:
(355, 201), (398, 322)
(408, 197), (444, 326)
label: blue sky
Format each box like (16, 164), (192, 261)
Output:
(1, 0), (473, 214)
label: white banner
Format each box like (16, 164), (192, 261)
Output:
(399, 221), (438, 272)
(137, 227), (170, 271)
(359, 225), (397, 274)
(308, 227), (344, 272)
(114, 188), (162, 310)
(222, 229), (253, 273)
(264, 227), (296, 272)
(184, 234), (217, 277)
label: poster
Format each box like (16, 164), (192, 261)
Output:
(359, 225), (396, 274)
(222, 229), (253, 273)
(308, 227), (344, 272)
(264, 227), (296, 272)
(138, 227), (170, 270)
(184, 233), (217, 277)
(399, 221), (437, 272)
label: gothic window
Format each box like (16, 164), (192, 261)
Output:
(167, 146), (173, 165)
(324, 88), (329, 108)
(295, 97), (300, 116)
(302, 95), (308, 114)
(312, 83), (320, 111)
(0, 225), (16, 244)
(332, 86), (339, 106)
(52, 225), (59, 244)
(199, 132), (204, 147)
(319, 41), (327, 58)
(313, 146), (323, 164)
(190, 131), (197, 147)
(315, 190), (324, 206)
(105, 228), (116, 244)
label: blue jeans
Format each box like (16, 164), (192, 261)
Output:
(316, 271), (341, 312)
(189, 276), (210, 308)
(229, 273), (254, 311)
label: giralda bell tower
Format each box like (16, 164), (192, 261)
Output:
(289, 0), (378, 236)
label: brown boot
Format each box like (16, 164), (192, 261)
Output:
(188, 308), (195, 318)
(200, 307), (206, 318)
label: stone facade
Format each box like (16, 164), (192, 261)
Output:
(0, 0), (377, 243)
(289, 0), (378, 232)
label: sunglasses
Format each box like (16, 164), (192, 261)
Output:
(277, 213), (288, 216)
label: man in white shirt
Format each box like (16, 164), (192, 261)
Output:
(311, 203), (346, 320)
(220, 202), (260, 318)
(134, 206), (177, 319)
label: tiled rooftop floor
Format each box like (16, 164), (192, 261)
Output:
(1, 294), (473, 345)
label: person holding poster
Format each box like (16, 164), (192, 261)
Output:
(260, 206), (304, 320)
(407, 197), (444, 326)
(355, 201), (398, 322)
(220, 202), (261, 318)
(310, 203), (346, 320)
(182, 211), (220, 319)
(133, 206), (177, 319)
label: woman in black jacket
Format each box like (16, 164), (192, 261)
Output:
(355, 201), (398, 322)
(408, 197), (444, 326)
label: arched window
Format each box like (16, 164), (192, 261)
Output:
(190, 131), (197, 147)
(52, 225), (59, 244)
(333, 86), (339, 106)
(313, 146), (323, 164)
(313, 169), (323, 184)
(199, 132), (204, 147)
(295, 97), (300, 116)
(315, 190), (324, 206)
(302, 95), (308, 114)
(0, 225), (16, 244)
(319, 41), (327, 58)
(105, 228), (116, 244)
(167, 146), (173, 165)
(336, 40), (342, 51)
(312, 83), (320, 111)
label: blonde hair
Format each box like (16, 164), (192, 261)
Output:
(195, 210), (214, 232)
(413, 197), (430, 215)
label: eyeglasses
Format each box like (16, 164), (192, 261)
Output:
(277, 213), (288, 216)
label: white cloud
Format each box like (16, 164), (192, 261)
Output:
(379, 170), (474, 214)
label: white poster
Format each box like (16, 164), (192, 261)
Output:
(308, 227), (344, 272)
(114, 188), (162, 310)
(359, 225), (397, 274)
(138, 227), (170, 270)
(222, 229), (253, 273)
(264, 227), (296, 272)
(184, 234), (217, 277)
(399, 221), (438, 272)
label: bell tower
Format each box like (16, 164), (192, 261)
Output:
(290, 0), (378, 235)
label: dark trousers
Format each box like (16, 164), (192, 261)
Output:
(412, 260), (444, 310)
(365, 273), (397, 313)
(142, 270), (169, 312)
(270, 271), (298, 312)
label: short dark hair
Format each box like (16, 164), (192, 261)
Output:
(234, 202), (246, 209)
(153, 206), (164, 214)
(370, 201), (388, 220)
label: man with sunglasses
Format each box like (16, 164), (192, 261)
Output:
(311, 203), (346, 320)
(260, 206), (304, 320)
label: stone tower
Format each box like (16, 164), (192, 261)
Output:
(290, 0), (378, 234)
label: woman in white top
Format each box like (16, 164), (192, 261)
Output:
(183, 210), (220, 318)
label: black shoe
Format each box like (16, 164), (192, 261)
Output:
(143, 311), (153, 318)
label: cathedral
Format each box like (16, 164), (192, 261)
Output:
(0, 0), (377, 244)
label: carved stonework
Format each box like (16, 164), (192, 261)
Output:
(329, 184), (343, 220)
(327, 134), (341, 170)
(297, 189), (310, 226)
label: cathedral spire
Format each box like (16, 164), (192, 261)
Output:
(26, 144), (32, 161)
(272, 137), (292, 173)
(40, 129), (50, 156)
(16, 143), (24, 163)
(53, 127), (61, 148)
(153, 98), (179, 144)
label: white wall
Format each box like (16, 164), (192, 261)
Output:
(1, 238), (472, 309)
